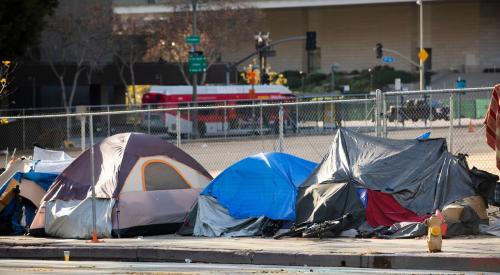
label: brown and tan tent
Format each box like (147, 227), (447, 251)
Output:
(30, 133), (212, 238)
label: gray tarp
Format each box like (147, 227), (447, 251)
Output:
(301, 128), (475, 216)
(45, 198), (115, 238)
(358, 221), (428, 239)
(193, 195), (267, 237)
(296, 182), (364, 225)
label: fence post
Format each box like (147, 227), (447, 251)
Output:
(382, 92), (387, 138)
(375, 89), (382, 137)
(449, 93), (454, 153)
(80, 115), (86, 152)
(395, 94), (400, 128)
(278, 104), (284, 152)
(224, 100), (227, 139)
(147, 105), (151, 135)
(107, 105), (111, 137)
(295, 97), (299, 134)
(429, 93), (433, 129)
(259, 100), (263, 137)
(176, 109), (181, 147)
(89, 114), (97, 240)
(22, 109), (26, 150)
(365, 94), (368, 127)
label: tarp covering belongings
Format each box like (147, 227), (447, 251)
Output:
(292, 128), (498, 239)
(179, 152), (317, 237)
(0, 147), (73, 235)
(30, 133), (212, 238)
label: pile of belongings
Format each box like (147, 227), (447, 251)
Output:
(0, 147), (74, 235)
(179, 152), (317, 237)
(30, 133), (212, 238)
(282, 128), (499, 239)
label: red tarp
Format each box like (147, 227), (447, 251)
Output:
(365, 190), (430, 227)
(484, 84), (500, 170)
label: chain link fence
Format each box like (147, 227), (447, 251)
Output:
(0, 87), (496, 175)
(380, 87), (494, 173)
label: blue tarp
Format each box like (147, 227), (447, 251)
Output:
(0, 171), (56, 234)
(201, 152), (317, 221)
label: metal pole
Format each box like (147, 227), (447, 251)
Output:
(418, 0), (424, 91)
(429, 93), (433, 129)
(278, 104), (284, 152)
(295, 97), (299, 134)
(449, 93), (454, 153)
(259, 100), (263, 137)
(331, 65), (335, 92)
(330, 102), (334, 131)
(375, 89), (382, 137)
(147, 105), (151, 134)
(22, 109), (26, 150)
(382, 92), (387, 138)
(176, 110), (181, 147)
(191, 0), (199, 138)
(225, 63), (230, 85)
(80, 115), (86, 152)
(457, 92), (462, 127)
(89, 114), (97, 239)
(365, 94), (368, 126)
(107, 105), (110, 137)
(396, 94), (400, 128)
(224, 101), (227, 139)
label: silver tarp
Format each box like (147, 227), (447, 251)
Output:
(45, 198), (115, 238)
(193, 195), (267, 237)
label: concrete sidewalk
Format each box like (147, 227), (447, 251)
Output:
(0, 235), (499, 272)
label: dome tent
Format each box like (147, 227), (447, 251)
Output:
(30, 133), (212, 238)
(179, 152), (317, 237)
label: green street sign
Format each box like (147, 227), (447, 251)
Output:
(188, 53), (207, 73)
(185, 35), (200, 45)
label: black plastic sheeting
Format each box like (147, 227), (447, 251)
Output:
(298, 128), (476, 220)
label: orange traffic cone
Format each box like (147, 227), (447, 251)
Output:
(468, 120), (475, 133)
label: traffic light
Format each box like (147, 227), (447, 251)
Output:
(306, 31), (316, 51)
(375, 43), (383, 59)
(255, 32), (269, 52)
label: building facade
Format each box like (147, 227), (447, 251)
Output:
(114, 0), (500, 75)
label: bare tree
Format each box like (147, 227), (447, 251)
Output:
(142, 0), (263, 85)
(42, 0), (113, 111)
(112, 16), (147, 105)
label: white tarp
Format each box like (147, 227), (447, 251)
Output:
(33, 147), (73, 161)
(45, 198), (114, 238)
(32, 147), (74, 174)
(32, 160), (73, 174)
(193, 195), (267, 237)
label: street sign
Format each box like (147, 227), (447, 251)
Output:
(418, 49), (429, 62)
(188, 51), (207, 73)
(185, 35), (200, 45)
(383, 56), (394, 63)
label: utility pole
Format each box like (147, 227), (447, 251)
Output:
(418, 0), (424, 91)
(191, 0), (199, 138)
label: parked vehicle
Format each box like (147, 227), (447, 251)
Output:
(141, 85), (296, 137)
(388, 98), (450, 122)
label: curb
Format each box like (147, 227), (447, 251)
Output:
(1, 246), (499, 272)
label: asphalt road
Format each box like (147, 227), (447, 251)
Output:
(0, 260), (494, 275)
